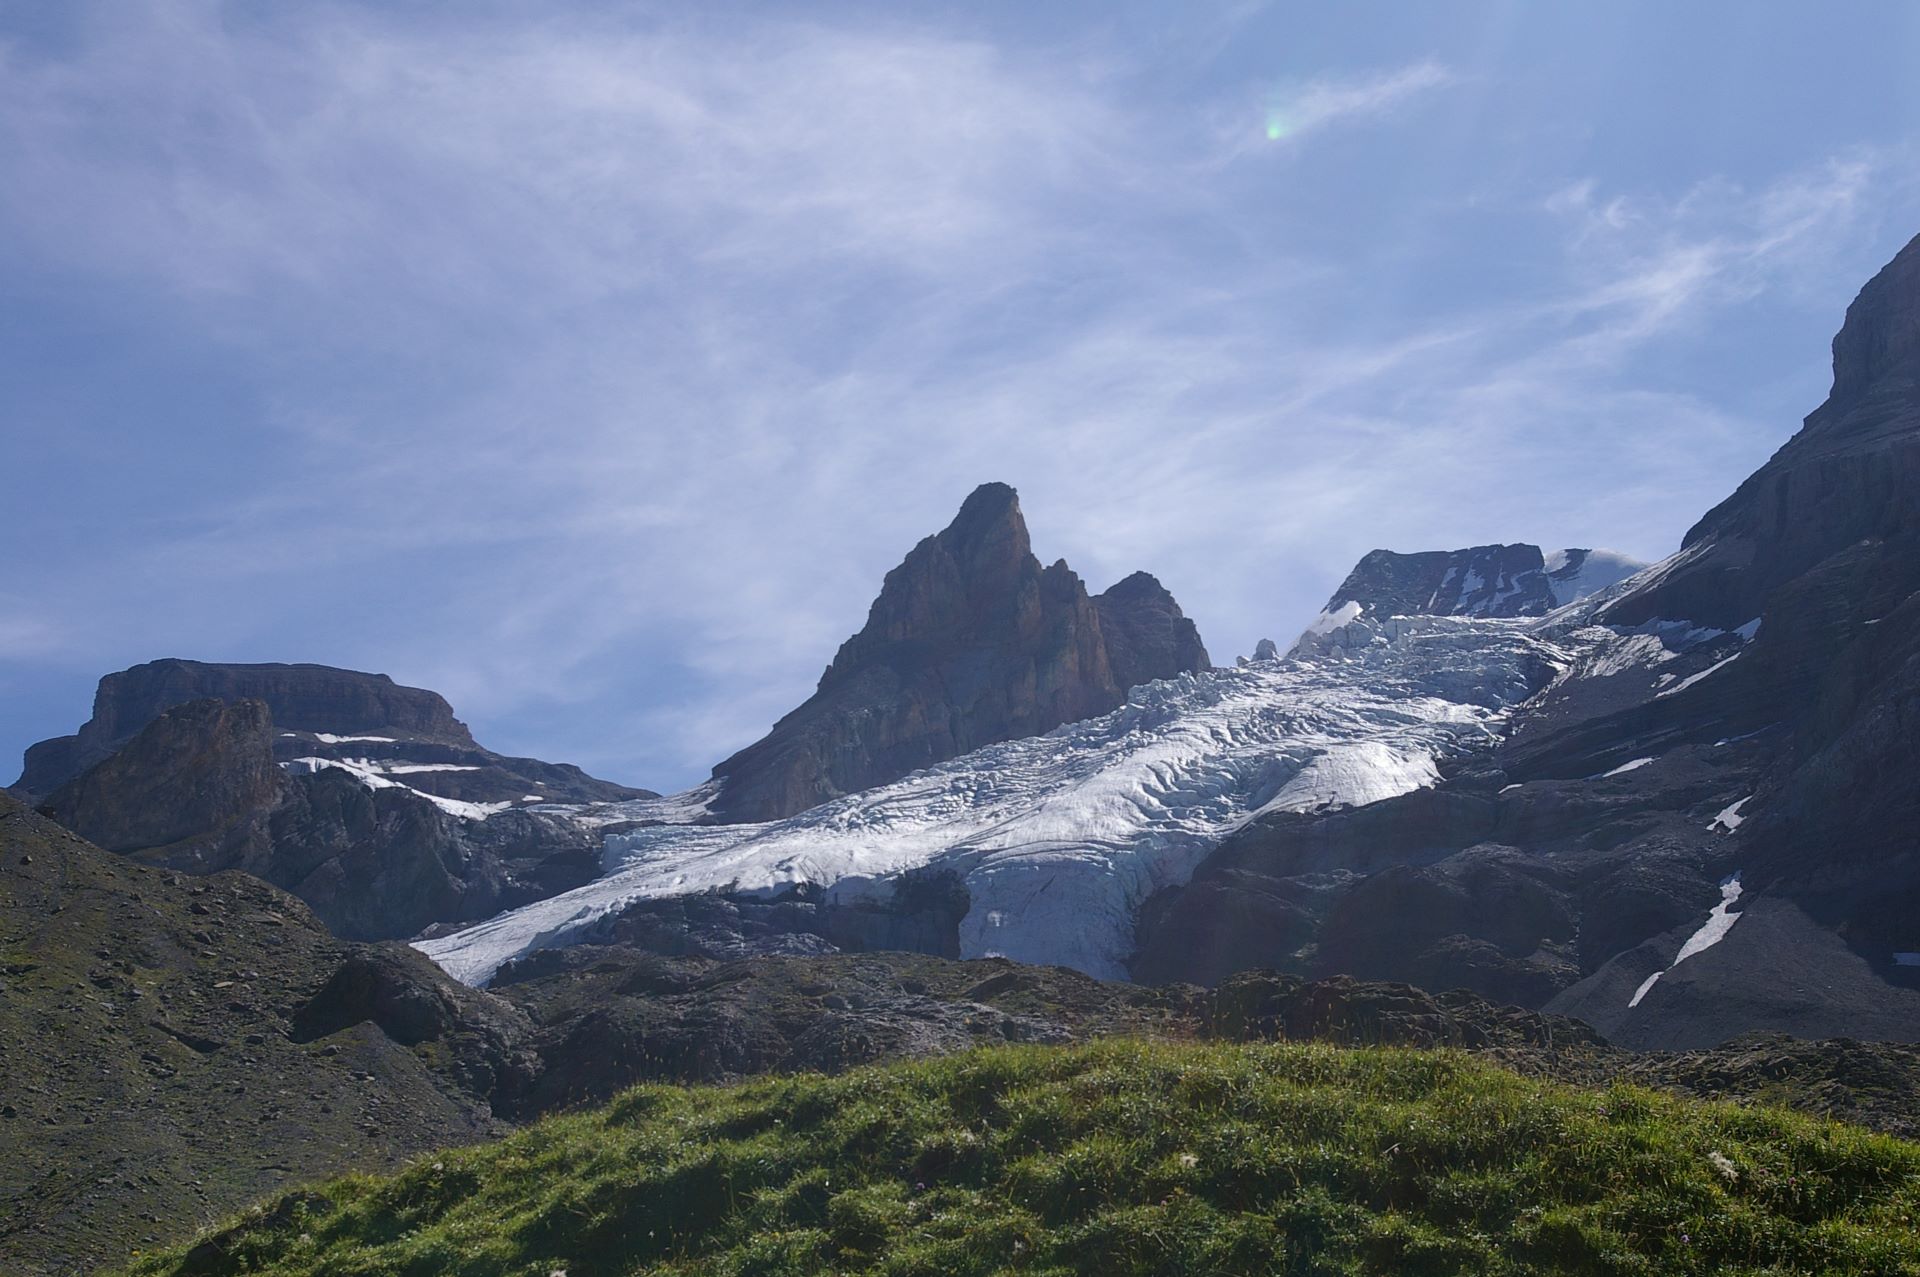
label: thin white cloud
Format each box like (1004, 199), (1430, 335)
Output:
(0, 6), (1911, 787)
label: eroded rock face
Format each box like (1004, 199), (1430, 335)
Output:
(39, 698), (283, 855)
(15, 658), (651, 807)
(708, 483), (1208, 821)
(17, 660), (470, 798)
(1308, 544), (1644, 629)
(1607, 232), (1920, 633)
(1093, 571), (1211, 689)
(30, 694), (610, 941)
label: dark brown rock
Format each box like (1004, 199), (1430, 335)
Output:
(16, 660), (472, 799)
(14, 658), (650, 806)
(1092, 570), (1211, 689)
(708, 483), (1207, 821)
(39, 698), (281, 856)
(1605, 231), (1920, 632)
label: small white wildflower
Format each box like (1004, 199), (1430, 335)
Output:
(1707, 1150), (1738, 1183)
(1177, 1153), (1199, 1169)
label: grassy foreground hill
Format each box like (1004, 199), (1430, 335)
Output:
(127, 1040), (1918, 1277)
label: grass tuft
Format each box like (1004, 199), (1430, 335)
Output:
(122, 1039), (1920, 1276)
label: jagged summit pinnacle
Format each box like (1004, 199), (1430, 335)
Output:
(1828, 230), (1920, 404)
(708, 483), (1210, 822)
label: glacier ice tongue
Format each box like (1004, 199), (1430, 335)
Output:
(418, 614), (1592, 986)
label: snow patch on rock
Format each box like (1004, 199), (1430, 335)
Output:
(283, 757), (511, 821)
(1629, 874), (1745, 1008)
(1709, 797), (1751, 833)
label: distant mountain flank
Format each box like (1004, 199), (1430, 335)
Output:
(707, 481), (1210, 822)
(1302, 543), (1645, 639)
(11, 660), (651, 939)
(14, 657), (644, 807)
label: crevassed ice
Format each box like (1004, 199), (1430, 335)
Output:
(418, 614), (1594, 986)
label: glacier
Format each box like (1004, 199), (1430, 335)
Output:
(419, 612), (1608, 986)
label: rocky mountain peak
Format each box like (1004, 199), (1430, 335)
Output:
(15, 658), (476, 799)
(1828, 231), (1920, 406)
(944, 480), (1029, 565)
(1093, 571), (1212, 688)
(1608, 232), (1920, 630)
(92, 658), (472, 744)
(818, 483), (1044, 688)
(1306, 543), (1643, 636)
(709, 484), (1209, 822)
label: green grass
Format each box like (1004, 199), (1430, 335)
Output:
(124, 1039), (1920, 1277)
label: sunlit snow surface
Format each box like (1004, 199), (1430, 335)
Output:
(1628, 873), (1745, 1009)
(420, 616), (1592, 985)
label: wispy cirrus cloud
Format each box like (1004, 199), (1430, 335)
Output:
(0, 3), (1912, 789)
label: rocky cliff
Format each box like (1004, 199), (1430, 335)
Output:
(35, 697), (607, 940)
(1135, 232), (1920, 1051)
(15, 662), (652, 940)
(707, 483), (1209, 821)
(1304, 543), (1644, 632)
(1604, 232), (1920, 632)
(1092, 570), (1211, 689)
(14, 658), (646, 807)
(17, 660), (469, 799)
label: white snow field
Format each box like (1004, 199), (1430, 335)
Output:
(419, 613), (1600, 986)
(1628, 873), (1746, 1008)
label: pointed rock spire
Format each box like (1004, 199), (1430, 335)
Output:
(710, 484), (1210, 822)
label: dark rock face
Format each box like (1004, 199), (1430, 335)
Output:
(27, 691), (617, 941)
(14, 658), (648, 806)
(1135, 232), (1920, 1052)
(575, 870), (972, 964)
(1312, 543), (1643, 625)
(1092, 571), (1211, 689)
(17, 659), (469, 799)
(262, 769), (604, 941)
(708, 483), (1208, 821)
(1607, 232), (1920, 633)
(39, 698), (283, 855)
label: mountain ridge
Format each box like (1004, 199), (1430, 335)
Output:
(707, 482), (1210, 822)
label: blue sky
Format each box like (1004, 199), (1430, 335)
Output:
(4, 1), (1919, 792)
